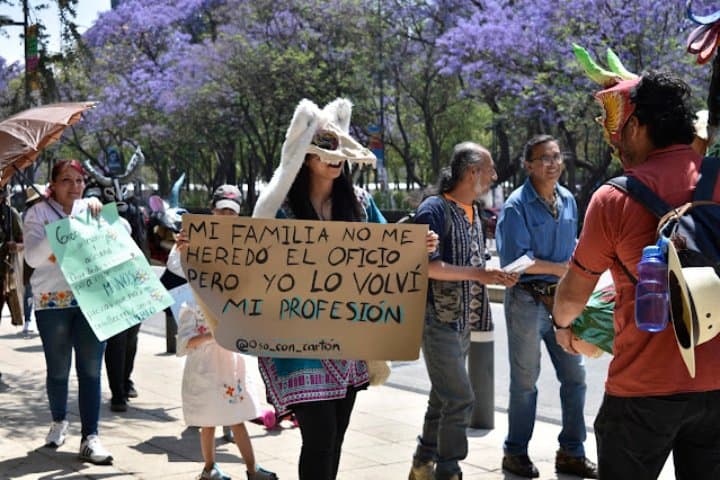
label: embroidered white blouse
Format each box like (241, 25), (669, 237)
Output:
(24, 198), (130, 310)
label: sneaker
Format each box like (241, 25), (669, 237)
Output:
(45, 420), (69, 448)
(247, 466), (278, 480)
(198, 463), (231, 480)
(555, 449), (598, 479)
(409, 459), (435, 480)
(79, 435), (113, 465)
(502, 454), (539, 478)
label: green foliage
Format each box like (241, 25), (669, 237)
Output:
(180, 188), (212, 210)
(1, 0), (712, 220)
(372, 189), (417, 212)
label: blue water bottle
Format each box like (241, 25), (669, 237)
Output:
(634, 245), (669, 332)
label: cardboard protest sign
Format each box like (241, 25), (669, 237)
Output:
(180, 215), (429, 360)
(47, 202), (173, 341)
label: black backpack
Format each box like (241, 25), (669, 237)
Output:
(606, 156), (720, 283)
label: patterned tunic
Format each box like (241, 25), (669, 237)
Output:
(258, 186), (384, 415)
(422, 196), (491, 332)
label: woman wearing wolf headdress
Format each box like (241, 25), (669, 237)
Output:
(253, 98), (436, 480)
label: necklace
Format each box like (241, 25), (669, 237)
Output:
(539, 190), (558, 219)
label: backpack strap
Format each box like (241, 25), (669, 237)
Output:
(605, 175), (673, 285)
(605, 176), (671, 219)
(694, 156), (720, 201)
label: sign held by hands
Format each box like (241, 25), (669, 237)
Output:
(181, 215), (429, 360)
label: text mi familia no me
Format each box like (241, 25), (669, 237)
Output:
(183, 220), (425, 324)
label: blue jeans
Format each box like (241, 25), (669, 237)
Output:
(24, 284), (33, 324)
(503, 286), (587, 457)
(36, 307), (106, 439)
(414, 306), (474, 478)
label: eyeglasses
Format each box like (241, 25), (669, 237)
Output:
(311, 130), (339, 151)
(530, 153), (563, 165)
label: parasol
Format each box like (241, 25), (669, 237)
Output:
(0, 101), (96, 186)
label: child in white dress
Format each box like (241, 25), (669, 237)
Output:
(169, 185), (277, 480)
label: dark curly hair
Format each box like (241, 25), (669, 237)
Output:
(631, 71), (696, 148)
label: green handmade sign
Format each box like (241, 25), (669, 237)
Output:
(46, 202), (173, 341)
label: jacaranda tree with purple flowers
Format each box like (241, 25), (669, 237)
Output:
(0, 58), (22, 117)
(3, 0), (716, 214)
(64, 0), (383, 204)
(437, 0), (712, 210)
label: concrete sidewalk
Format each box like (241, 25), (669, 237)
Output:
(0, 318), (672, 480)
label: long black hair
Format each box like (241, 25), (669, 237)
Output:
(287, 156), (364, 222)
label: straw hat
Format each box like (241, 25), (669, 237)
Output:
(667, 240), (720, 378)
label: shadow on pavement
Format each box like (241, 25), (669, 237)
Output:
(0, 371), (53, 436)
(13, 344), (44, 354)
(131, 429), (200, 463)
(106, 405), (179, 423)
(0, 448), (123, 480)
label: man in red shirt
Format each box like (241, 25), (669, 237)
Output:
(553, 72), (720, 479)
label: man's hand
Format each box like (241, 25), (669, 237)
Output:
(555, 327), (580, 355)
(553, 268), (598, 328)
(478, 267), (519, 287)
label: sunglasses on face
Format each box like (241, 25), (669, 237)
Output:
(311, 130), (339, 151)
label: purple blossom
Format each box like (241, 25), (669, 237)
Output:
(438, 0), (708, 126)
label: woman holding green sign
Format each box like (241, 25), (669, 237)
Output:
(24, 159), (114, 466)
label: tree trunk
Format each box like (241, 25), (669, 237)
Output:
(558, 120), (577, 195)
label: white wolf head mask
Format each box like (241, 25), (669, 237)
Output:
(252, 98), (376, 219)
